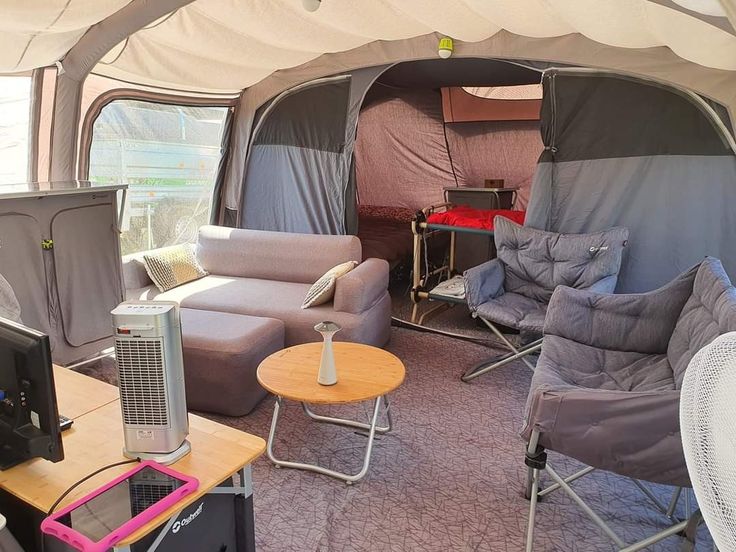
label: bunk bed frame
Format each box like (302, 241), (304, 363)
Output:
(410, 202), (496, 324)
(409, 188), (520, 324)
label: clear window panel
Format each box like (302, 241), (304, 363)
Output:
(88, 100), (229, 255)
(0, 76), (31, 185)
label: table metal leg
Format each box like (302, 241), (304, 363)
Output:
(267, 395), (388, 484)
(238, 466), (255, 552)
(301, 395), (392, 434)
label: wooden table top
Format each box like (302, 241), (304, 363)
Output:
(256, 342), (405, 404)
(0, 366), (266, 546)
(53, 365), (120, 419)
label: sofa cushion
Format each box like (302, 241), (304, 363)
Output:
(180, 308), (284, 416)
(494, 217), (629, 303)
(129, 275), (384, 346)
(302, 260), (357, 308)
(195, 225), (361, 284)
(668, 257), (736, 389)
(143, 244), (207, 292)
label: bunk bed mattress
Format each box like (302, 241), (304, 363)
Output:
(427, 206), (526, 230)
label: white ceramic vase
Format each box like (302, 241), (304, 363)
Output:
(314, 321), (341, 385)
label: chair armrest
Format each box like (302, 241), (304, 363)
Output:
(523, 386), (688, 486)
(543, 266), (696, 354)
(121, 252), (153, 290)
(333, 258), (389, 314)
(463, 259), (505, 312)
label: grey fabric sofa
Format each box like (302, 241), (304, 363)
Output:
(521, 257), (736, 550)
(462, 217), (629, 380)
(124, 225), (392, 347)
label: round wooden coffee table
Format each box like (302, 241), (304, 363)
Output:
(257, 342), (405, 484)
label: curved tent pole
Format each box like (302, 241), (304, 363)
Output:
(49, 0), (198, 181)
(719, 0), (736, 32)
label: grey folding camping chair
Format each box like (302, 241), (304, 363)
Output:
(462, 217), (629, 382)
(521, 257), (736, 551)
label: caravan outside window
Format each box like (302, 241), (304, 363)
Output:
(0, 75), (32, 185)
(88, 99), (229, 255)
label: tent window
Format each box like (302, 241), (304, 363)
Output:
(462, 84), (543, 100)
(253, 80), (350, 152)
(0, 76), (31, 185)
(88, 99), (229, 255)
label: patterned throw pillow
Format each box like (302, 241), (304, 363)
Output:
(301, 261), (358, 309)
(143, 244), (208, 292)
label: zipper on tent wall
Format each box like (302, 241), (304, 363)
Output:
(545, 71), (558, 160)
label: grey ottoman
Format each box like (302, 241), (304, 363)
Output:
(180, 308), (284, 416)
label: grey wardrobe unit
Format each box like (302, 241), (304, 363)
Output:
(0, 181), (127, 365)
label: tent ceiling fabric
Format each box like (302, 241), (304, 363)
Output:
(0, 0), (132, 73)
(97, 0), (736, 92)
(2, 0), (735, 93)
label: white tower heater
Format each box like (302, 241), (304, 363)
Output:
(111, 302), (190, 464)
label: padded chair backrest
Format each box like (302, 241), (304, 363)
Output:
(668, 257), (736, 389)
(494, 217), (629, 303)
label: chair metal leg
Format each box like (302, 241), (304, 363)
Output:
(538, 466), (595, 498)
(462, 339), (543, 382)
(631, 478), (671, 517)
(481, 317), (539, 370)
(546, 464), (627, 548)
(462, 316), (543, 382)
(680, 510), (704, 552)
(617, 520), (688, 552)
(526, 467), (540, 552)
(667, 487), (684, 519)
(523, 430), (689, 551)
(525, 430), (543, 551)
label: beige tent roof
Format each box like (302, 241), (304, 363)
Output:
(3, 0), (735, 93)
(5, 0), (735, 183)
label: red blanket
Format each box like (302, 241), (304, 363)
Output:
(427, 206), (526, 230)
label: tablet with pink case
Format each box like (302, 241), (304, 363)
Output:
(41, 460), (198, 552)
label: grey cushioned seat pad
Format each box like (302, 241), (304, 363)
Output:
(475, 292), (547, 333)
(528, 336), (675, 397)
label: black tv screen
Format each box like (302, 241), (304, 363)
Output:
(0, 316), (63, 470)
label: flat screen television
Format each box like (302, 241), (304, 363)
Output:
(0, 316), (63, 470)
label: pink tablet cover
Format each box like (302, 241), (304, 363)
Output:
(41, 460), (199, 552)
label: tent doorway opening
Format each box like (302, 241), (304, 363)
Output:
(350, 59), (544, 322)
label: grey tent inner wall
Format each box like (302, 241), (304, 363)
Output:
(241, 67), (387, 234)
(525, 72), (736, 293)
(239, 59), (543, 235)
